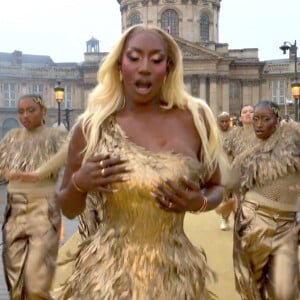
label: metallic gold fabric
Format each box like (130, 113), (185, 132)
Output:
(54, 117), (217, 300)
(234, 197), (299, 300)
(2, 190), (61, 300)
(232, 123), (300, 300)
(0, 125), (67, 299)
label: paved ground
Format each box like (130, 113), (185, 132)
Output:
(0, 183), (298, 299)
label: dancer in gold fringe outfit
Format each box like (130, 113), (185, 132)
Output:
(1, 94), (67, 299)
(222, 104), (255, 161)
(5, 139), (102, 292)
(231, 101), (300, 300)
(54, 25), (224, 299)
(216, 105), (255, 230)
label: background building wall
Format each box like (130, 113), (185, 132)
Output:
(0, 0), (297, 136)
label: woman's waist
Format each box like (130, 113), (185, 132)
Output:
(7, 180), (57, 196)
(245, 190), (298, 212)
(99, 221), (185, 245)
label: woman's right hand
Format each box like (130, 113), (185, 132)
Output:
(72, 153), (130, 193)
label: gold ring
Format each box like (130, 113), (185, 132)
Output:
(99, 161), (105, 168)
(168, 201), (173, 209)
(101, 168), (105, 177)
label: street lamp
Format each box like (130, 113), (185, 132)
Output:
(54, 81), (64, 126)
(280, 40), (300, 121)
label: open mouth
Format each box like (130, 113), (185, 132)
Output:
(135, 81), (152, 94)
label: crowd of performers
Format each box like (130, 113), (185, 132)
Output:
(1, 24), (300, 300)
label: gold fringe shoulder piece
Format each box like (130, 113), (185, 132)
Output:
(0, 126), (67, 179)
(222, 125), (256, 161)
(233, 122), (300, 189)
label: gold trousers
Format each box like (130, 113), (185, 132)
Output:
(234, 199), (299, 300)
(2, 191), (61, 300)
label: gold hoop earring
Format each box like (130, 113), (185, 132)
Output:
(119, 71), (123, 82)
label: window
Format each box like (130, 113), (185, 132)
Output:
(61, 85), (72, 109)
(161, 9), (179, 37)
(272, 80), (285, 105)
(200, 13), (209, 42)
(129, 13), (142, 26)
(32, 84), (44, 97)
(2, 118), (19, 137)
(229, 81), (240, 99)
(3, 83), (16, 108)
(229, 81), (242, 113)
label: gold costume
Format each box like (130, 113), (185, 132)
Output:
(54, 117), (217, 300)
(216, 125), (256, 219)
(0, 125), (67, 299)
(222, 124), (256, 162)
(232, 122), (300, 300)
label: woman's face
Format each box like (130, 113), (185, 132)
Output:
(240, 105), (254, 125)
(120, 31), (168, 105)
(252, 105), (277, 139)
(18, 97), (45, 130)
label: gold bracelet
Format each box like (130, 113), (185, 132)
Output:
(71, 173), (86, 193)
(191, 196), (208, 214)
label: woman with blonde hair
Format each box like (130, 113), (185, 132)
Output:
(55, 24), (223, 299)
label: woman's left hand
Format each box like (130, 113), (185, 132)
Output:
(152, 177), (206, 213)
(289, 184), (300, 193)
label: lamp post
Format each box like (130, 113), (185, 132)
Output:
(54, 81), (64, 126)
(280, 40), (300, 121)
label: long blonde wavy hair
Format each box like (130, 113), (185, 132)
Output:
(79, 24), (220, 174)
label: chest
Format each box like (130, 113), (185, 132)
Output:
(117, 117), (199, 159)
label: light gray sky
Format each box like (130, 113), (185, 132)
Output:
(1, 0), (299, 63)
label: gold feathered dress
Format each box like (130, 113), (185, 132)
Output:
(0, 125), (67, 299)
(232, 122), (300, 300)
(54, 117), (217, 300)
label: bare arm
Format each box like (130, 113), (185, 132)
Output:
(58, 123), (129, 219)
(57, 123), (87, 218)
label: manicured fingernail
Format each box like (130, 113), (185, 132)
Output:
(150, 191), (157, 198)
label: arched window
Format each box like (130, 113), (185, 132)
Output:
(161, 9), (179, 37)
(129, 13), (142, 27)
(200, 13), (209, 42)
(2, 118), (19, 138)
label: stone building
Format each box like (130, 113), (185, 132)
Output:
(0, 0), (297, 136)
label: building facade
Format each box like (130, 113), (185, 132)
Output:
(0, 0), (297, 136)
